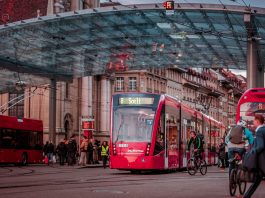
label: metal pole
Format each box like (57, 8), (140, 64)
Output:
(79, 116), (81, 154)
(247, 39), (258, 88)
(49, 79), (56, 144)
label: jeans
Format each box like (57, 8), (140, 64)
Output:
(79, 152), (87, 166)
(102, 156), (108, 168)
(228, 147), (245, 175)
(47, 153), (53, 162)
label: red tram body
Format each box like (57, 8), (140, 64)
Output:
(110, 93), (224, 171)
(0, 115), (43, 164)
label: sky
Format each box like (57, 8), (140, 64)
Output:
(101, 0), (265, 8)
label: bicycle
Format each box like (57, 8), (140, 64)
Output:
(187, 150), (207, 176)
(229, 152), (247, 196)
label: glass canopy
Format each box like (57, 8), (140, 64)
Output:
(0, 3), (265, 93)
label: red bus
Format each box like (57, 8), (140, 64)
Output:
(237, 88), (265, 134)
(110, 93), (224, 171)
(0, 115), (43, 165)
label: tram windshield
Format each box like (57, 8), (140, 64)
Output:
(112, 107), (155, 142)
(240, 102), (265, 133)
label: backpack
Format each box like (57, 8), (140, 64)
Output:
(197, 134), (205, 149)
(229, 125), (244, 144)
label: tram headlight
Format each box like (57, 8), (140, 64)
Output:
(113, 144), (117, 155)
(145, 143), (151, 156)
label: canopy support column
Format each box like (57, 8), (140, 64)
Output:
(245, 13), (264, 88)
(49, 78), (57, 144)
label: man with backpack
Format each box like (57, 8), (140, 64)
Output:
(188, 131), (204, 160)
(225, 120), (254, 174)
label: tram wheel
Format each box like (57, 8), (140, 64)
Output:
(199, 160), (207, 175)
(187, 158), (197, 175)
(229, 169), (237, 196)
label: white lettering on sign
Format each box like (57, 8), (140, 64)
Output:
(128, 150), (144, 153)
(118, 144), (128, 148)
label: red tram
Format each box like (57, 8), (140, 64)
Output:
(0, 115), (43, 165)
(110, 93), (225, 171)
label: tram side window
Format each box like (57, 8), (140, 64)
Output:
(166, 104), (179, 150)
(154, 106), (165, 155)
(0, 129), (16, 149)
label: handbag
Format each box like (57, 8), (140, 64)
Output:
(243, 151), (258, 171)
(52, 155), (57, 163)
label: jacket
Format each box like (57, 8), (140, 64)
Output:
(225, 127), (254, 149)
(188, 136), (202, 150)
(243, 125), (265, 175)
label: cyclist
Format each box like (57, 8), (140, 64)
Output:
(225, 120), (254, 175)
(188, 131), (203, 160)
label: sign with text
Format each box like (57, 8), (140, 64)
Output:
(81, 118), (95, 130)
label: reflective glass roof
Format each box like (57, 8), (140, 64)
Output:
(0, 3), (265, 93)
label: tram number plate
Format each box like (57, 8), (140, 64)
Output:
(118, 144), (128, 148)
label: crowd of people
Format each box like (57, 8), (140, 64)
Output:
(43, 134), (109, 167)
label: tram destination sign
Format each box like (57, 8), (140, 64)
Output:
(119, 97), (154, 105)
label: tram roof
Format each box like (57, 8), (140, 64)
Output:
(0, 3), (265, 93)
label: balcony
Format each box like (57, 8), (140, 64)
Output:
(182, 78), (199, 90)
(146, 88), (152, 93)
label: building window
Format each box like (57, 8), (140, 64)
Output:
(129, 77), (137, 91)
(116, 77), (124, 91)
(8, 93), (24, 118)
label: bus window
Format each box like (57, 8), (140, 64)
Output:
(239, 102), (265, 134)
(0, 129), (16, 149)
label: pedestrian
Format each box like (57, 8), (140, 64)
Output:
(87, 139), (94, 164)
(56, 139), (67, 166)
(243, 115), (265, 198)
(43, 141), (49, 165)
(93, 139), (100, 164)
(47, 141), (55, 164)
(101, 141), (109, 169)
(217, 139), (226, 168)
(79, 136), (88, 166)
(67, 134), (77, 166)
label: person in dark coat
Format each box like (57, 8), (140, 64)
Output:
(243, 115), (265, 198)
(47, 141), (55, 163)
(87, 139), (94, 164)
(56, 139), (67, 165)
(67, 134), (77, 166)
(217, 139), (226, 168)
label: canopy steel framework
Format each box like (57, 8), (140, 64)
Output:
(1, 3), (265, 93)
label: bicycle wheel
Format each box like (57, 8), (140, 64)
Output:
(187, 158), (197, 175)
(199, 160), (207, 175)
(229, 169), (237, 196)
(239, 180), (247, 195)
